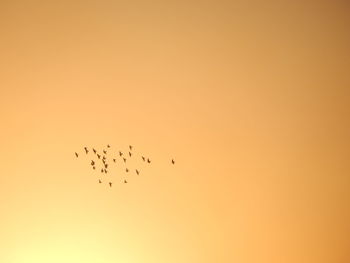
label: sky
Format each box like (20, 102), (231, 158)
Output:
(0, 0), (349, 262)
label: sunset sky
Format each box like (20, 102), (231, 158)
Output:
(0, 1), (349, 262)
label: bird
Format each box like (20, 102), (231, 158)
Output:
(126, 168), (129, 173)
(99, 179), (102, 184)
(104, 169), (108, 174)
(91, 160), (95, 166)
(129, 145), (133, 151)
(119, 151), (123, 156)
(102, 159), (106, 164)
(75, 152), (79, 158)
(84, 147), (89, 154)
(102, 155), (106, 160)
(124, 180), (128, 184)
(93, 148), (97, 154)
(113, 158), (116, 163)
(129, 152), (132, 157)
(105, 164), (108, 169)
(109, 182), (112, 187)
(93, 166), (96, 170)
(172, 159), (175, 164)
(142, 156), (145, 161)
(97, 154), (101, 159)
(103, 150), (107, 154)
(136, 169), (139, 175)
(123, 158), (127, 163)
(101, 169), (104, 173)
(107, 144), (110, 148)
(147, 158), (151, 163)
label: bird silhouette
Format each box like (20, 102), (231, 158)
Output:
(99, 179), (102, 183)
(93, 166), (96, 170)
(172, 159), (175, 164)
(93, 148), (97, 154)
(103, 150), (107, 154)
(142, 156), (145, 161)
(97, 154), (101, 159)
(105, 164), (108, 169)
(113, 158), (116, 163)
(129, 145), (133, 151)
(104, 169), (107, 174)
(119, 151), (123, 156)
(101, 169), (104, 173)
(123, 158), (127, 163)
(124, 180), (128, 184)
(147, 158), (151, 163)
(109, 182), (112, 187)
(102, 156), (106, 161)
(126, 168), (129, 173)
(84, 147), (88, 154)
(136, 169), (139, 175)
(129, 152), (132, 157)
(91, 160), (95, 166)
(107, 144), (110, 148)
(75, 152), (79, 158)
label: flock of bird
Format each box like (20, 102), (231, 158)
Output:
(74, 144), (175, 187)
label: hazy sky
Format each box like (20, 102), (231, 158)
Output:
(0, 1), (349, 262)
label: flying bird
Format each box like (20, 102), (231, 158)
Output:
(142, 156), (145, 161)
(93, 148), (97, 154)
(75, 152), (79, 158)
(104, 169), (108, 174)
(124, 180), (128, 184)
(99, 179), (102, 183)
(119, 151), (123, 156)
(126, 168), (129, 173)
(97, 154), (101, 159)
(91, 160), (95, 166)
(129, 145), (133, 151)
(84, 147), (88, 154)
(123, 158), (127, 163)
(109, 182), (112, 187)
(105, 164), (108, 169)
(113, 159), (116, 163)
(172, 159), (175, 164)
(147, 158), (151, 163)
(103, 150), (107, 154)
(107, 144), (110, 148)
(93, 166), (96, 170)
(129, 152), (132, 157)
(136, 169), (139, 175)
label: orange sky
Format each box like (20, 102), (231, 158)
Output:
(0, 1), (349, 262)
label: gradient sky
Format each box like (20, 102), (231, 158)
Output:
(0, 1), (349, 262)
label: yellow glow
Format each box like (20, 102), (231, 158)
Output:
(0, 1), (349, 262)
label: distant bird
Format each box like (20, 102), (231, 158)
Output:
(124, 180), (128, 184)
(102, 156), (106, 161)
(101, 169), (104, 173)
(93, 148), (97, 154)
(103, 150), (107, 154)
(142, 156), (145, 161)
(109, 182), (112, 187)
(119, 151), (123, 156)
(147, 158), (151, 163)
(99, 179), (102, 183)
(129, 145), (133, 151)
(123, 158), (127, 163)
(126, 168), (129, 173)
(102, 159), (106, 164)
(84, 147), (89, 154)
(172, 159), (175, 165)
(113, 158), (116, 163)
(107, 144), (110, 148)
(129, 152), (132, 157)
(136, 169), (139, 175)
(75, 152), (79, 158)
(105, 164), (108, 169)
(93, 166), (96, 170)
(97, 154), (101, 159)
(104, 169), (107, 174)
(91, 160), (95, 166)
